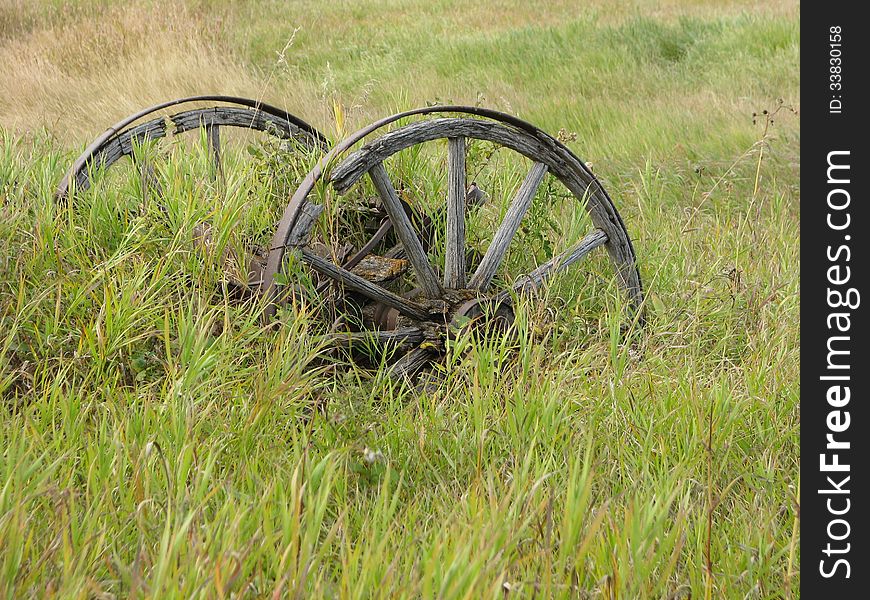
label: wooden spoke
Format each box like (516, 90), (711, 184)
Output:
(135, 158), (163, 204)
(286, 202), (324, 246)
(206, 124), (222, 175)
(299, 248), (430, 322)
(367, 162), (443, 298)
(495, 228), (608, 302)
(444, 137), (467, 288)
(468, 161), (548, 291)
(325, 326), (424, 349)
(386, 345), (435, 380)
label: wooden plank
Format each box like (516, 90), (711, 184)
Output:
(468, 162), (548, 290)
(495, 228), (608, 302)
(299, 248), (430, 321)
(444, 137), (467, 288)
(386, 345), (435, 380)
(206, 123), (221, 174)
(367, 162), (443, 298)
(286, 202), (323, 246)
(465, 182), (487, 208)
(325, 326), (424, 349)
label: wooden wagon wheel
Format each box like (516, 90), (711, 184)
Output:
(261, 106), (644, 379)
(55, 95), (328, 200)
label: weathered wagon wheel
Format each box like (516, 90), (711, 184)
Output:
(262, 106), (644, 378)
(56, 95), (328, 200)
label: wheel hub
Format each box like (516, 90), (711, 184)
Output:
(371, 289), (514, 342)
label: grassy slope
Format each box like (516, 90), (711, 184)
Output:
(1, 0), (799, 597)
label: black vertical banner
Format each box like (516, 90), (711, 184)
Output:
(803, 4), (868, 596)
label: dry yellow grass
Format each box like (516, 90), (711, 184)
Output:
(2, 0), (798, 142)
(0, 2), (316, 139)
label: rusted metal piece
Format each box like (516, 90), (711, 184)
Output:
(450, 298), (515, 334)
(386, 345), (437, 380)
(56, 95), (328, 200)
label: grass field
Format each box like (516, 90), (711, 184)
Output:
(0, 0), (800, 597)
